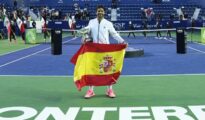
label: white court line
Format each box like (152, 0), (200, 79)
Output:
(0, 37), (78, 68)
(166, 39), (205, 54)
(187, 46), (205, 54)
(0, 44), (39, 56)
(62, 37), (79, 44)
(0, 47), (51, 68)
(0, 73), (205, 77)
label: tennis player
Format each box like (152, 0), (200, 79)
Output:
(80, 5), (126, 98)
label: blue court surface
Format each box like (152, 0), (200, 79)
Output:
(1, 36), (205, 120)
(0, 36), (205, 76)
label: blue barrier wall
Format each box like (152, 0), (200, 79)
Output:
(46, 20), (205, 30)
(76, 20), (205, 30)
(1, 20), (204, 30)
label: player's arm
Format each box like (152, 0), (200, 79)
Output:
(109, 22), (128, 45)
(78, 20), (92, 34)
(78, 20), (92, 44)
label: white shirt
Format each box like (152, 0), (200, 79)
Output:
(84, 18), (124, 44)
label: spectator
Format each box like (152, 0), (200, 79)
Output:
(155, 17), (162, 39)
(165, 20), (172, 39)
(41, 16), (49, 42)
(8, 20), (17, 43)
(179, 14), (183, 21)
(74, 3), (79, 12)
(13, 0), (17, 10)
(140, 8), (146, 20)
(111, 0), (118, 9)
(70, 15), (76, 37)
(145, 8), (154, 21)
(17, 17), (26, 43)
(183, 12), (188, 20)
(32, 20), (36, 28)
(127, 21), (135, 38)
(82, 8), (89, 20)
(75, 11), (81, 20)
(142, 20), (148, 38)
(0, 29), (5, 39)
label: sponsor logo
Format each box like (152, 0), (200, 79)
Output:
(0, 105), (205, 120)
(58, 0), (63, 3)
(133, 24), (141, 29)
(113, 23), (125, 30)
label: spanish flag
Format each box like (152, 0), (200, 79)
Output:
(71, 43), (127, 91)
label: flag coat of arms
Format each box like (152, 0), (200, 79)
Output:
(71, 43), (127, 91)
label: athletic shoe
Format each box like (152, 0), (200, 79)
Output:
(84, 89), (95, 99)
(106, 89), (116, 98)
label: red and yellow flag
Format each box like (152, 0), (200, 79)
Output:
(71, 43), (127, 91)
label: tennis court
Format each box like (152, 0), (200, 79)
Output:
(0, 31), (205, 120)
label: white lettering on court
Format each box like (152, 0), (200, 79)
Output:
(119, 107), (151, 120)
(0, 105), (205, 120)
(0, 107), (37, 120)
(189, 105), (205, 120)
(82, 107), (117, 120)
(152, 106), (194, 120)
(35, 107), (80, 120)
